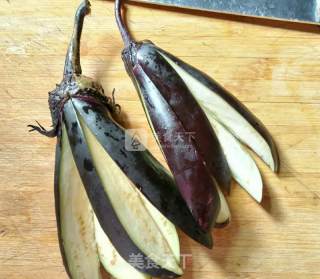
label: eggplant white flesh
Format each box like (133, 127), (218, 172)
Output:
(215, 183), (231, 226)
(138, 193), (181, 263)
(159, 51), (279, 173)
(208, 116), (263, 202)
(59, 124), (181, 279)
(59, 125), (148, 279)
(73, 98), (213, 249)
(116, 0), (229, 232)
(63, 101), (181, 278)
(94, 192), (180, 279)
(93, 215), (150, 279)
(78, 112), (182, 276)
(57, 125), (101, 279)
(31, 1), (184, 278)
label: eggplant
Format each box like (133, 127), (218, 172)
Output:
(58, 122), (180, 279)
(29, 1), (214, 278)
(115, 0), (279, 207)
(115, 0), (232, 232)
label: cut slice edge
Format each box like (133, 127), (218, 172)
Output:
(73, 98), (213, 250)
(78, 114), (183, 275)
(159, 51), (277, 173)
(93, 215), (151, 279)
(59, 125), (102, 279)
(208, 115), (263, 202)
(138, 192), (180, 264)
(61, 125), (152, 279)
(215, 183), (231, 226)
(61, 127), (155, 279)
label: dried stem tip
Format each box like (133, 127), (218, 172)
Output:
(64, 0), (91, 77)
(115, 0), (133, 47)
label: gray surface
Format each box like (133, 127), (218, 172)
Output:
(134, 0), (320, 24)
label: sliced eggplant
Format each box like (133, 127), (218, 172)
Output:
(136, 43), (232, 192)
(55, 125), (101, 279)
(159, 50), (279, 173)
(132, 64), (221, 231)
(74, 98), (213, 248)
(78, 109), (182, 274)
(31, 1), (187, 278)
(209, 116), (263, 202)
(58, 125), (182, 279)
(94, 189), (180, 279)
(115, 0), (229, 232)
(57, 125), (167, 279)
(63, 100), (182, 277)
(93, 215), (150, 279)
(215, 183), (231, 227)
(138, 193), (180, 264)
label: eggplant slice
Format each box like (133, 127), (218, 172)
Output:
(62, 99), (182, 278)
(159, 50), (280, 174)
(57, 124), (154, 279)
(73, 98), (213, 248)
(30, 0), (216, 277)
(115, 0), (230, 232)
(93, 214), (150, 279)
(215, 184), (231, 226)
(209, 117), (263, 202)
(55, 126), (101, 279)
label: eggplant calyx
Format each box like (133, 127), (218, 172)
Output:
(74, 88), (121, 115)
(115, 0), (134, 47)
(28, 121), (58, 138)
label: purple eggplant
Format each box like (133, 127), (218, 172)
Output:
(115, 0), (279, 212)
(115, 0), (233, 231)
(29, 1), (214, 278)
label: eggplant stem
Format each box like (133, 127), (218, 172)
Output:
(64, 0), (91, 77)
(115, 0), (133, 46)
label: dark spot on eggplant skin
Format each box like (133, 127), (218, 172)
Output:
(82, 106), (91, 114)
(144, 95), (155, 109)
(120, 149), (128, 158)
(84, 158), (94, 172)
(95, 113), (102, 122)
(68, 134), (78, 147)
(104, 132), (120, 142)
(71, 122), (78, 134)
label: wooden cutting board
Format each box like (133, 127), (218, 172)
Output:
(0, 1), (319, 278)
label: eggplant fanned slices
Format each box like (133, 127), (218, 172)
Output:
(29, 1), (215, 278)
(56, 120), (181, 279)
(73, 98), (213, 248)
(116, 0), (231, 232)
(115, 0), (279, 227)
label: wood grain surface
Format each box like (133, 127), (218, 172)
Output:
(0, 1), (319, 278)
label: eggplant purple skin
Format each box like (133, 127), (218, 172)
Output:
(156, 46), (280, 173)
(74, 98), (213, 248)
(135, 42), (232, 192)
(61, 99), (179, 278)
(121, 41), (234, 231)
(131, 63), (220, 231)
